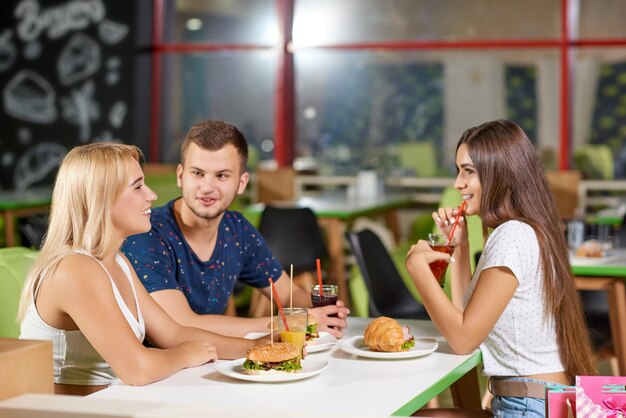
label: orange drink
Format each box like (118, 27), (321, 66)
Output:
(277, 307), (308, 356)
(280, 330), (306, 354)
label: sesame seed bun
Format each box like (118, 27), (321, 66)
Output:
(246, 342), (300, 363)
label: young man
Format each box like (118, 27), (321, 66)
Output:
(122, 120), (349, 338)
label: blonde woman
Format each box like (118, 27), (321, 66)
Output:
(19, 143), (263, 395)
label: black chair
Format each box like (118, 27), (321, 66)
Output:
(346, 229), (429, 320)
(258, 205), (328, 273)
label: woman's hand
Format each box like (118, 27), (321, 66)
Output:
(405, 240), (453, 281)
(432, 205), (468, 245)
(179, 341), (218, 368)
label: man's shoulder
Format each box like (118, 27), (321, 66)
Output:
(220, 210), (257, 232)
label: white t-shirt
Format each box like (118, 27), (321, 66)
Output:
(464, 220), (564, 376)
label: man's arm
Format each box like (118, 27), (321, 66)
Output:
(264, 271), (350, 338)
(150, 289), (270, 338)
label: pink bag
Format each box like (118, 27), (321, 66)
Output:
(576, 376), (626, 418)
(546, 385), (576, 418)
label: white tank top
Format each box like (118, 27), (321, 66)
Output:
(20, 251), (146, 386)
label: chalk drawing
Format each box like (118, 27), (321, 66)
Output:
(14, 142), (66, 190)
(60, 80), (100, 142)
(106, 71), (119, 85)
(98, 19), (128, 45)
(15, 0), (105, 43)
(92, 130), (113, 142)
(58, 33), (101, 86)
(109, 101), (127, 128)
(23, 40), (41, 60)
(0, 29), (17, 72)
(2, 152), (14, 167)
(4, 70), (57, 123)
(18, 127), (32, 145)
(106, 56), (121, 69)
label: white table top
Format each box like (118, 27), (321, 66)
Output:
(90, 317), (481, 417)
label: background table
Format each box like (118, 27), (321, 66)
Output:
(91, 317), (482, 417)
(571, 249), (626, 375)
(244, 193), (413, 304)
(0, 187), (52, 247)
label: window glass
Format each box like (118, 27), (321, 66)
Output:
(293, 0), (560, 46)
(295, 49), (560, 176)
(164, 0), (279, 45)
(579, 0), (626, 40)
(573, 48), (626, 179)
(158, 51), (277, 168)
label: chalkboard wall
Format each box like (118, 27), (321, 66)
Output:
(0, 0), (152, 191)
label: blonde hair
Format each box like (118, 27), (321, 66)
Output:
(18, 142), (142, 321)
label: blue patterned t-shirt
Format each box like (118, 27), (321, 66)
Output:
(121, 200), (283, 315)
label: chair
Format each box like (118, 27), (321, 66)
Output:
(346, 229), (429, 319)
(248, 205), (328, 317)
(546, 170), (581, 220)
(573, 144), (614, 180)
(256, 167), (296, 204)
(0, 247), (38, 338)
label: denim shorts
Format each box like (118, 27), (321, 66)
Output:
(491, 377), (566, 418)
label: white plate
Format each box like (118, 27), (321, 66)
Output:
(213, 358), (328, 382)
(306, 332), (338, 353)
(338, 336), (438, 359)
(244, 332), (338, 353)
(570, 254), (617, 266)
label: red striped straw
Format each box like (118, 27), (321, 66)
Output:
(447, 200), (467, 246)
(316, 258), (324, 296)
(268, 278), (289, 331)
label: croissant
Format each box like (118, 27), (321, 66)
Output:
(363, 317), (413, 352)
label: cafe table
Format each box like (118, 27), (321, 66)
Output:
(570, 249), (626, 375)
(90, 317), (483, 417)
(0, 187), (52, 247)
(243, 193), (413, 305)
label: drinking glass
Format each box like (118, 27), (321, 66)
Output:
(311, 284), (339, 308)
(427, 233), (456, 287)
(276, 307), (308, 356)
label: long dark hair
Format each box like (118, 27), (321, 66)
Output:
(458, 119), (596, 381)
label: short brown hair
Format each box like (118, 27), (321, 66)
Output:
(180, 120), (248, 171)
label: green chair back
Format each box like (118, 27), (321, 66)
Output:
(145, 171), (180, 208)
(573, 145), (614, 180)
(392, 142), (439, 177)
(0, 247), (38, 338)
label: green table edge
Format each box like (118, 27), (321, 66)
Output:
(572, 265), (626, 277)
(242, 197), (413, 221)
(0, 199), (51, 210)
(391, 350), (483, 416)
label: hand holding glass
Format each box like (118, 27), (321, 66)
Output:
(427, 233), (455, 287)
(277, 307), (308, 357)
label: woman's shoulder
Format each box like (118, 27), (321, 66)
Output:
(494, 220), (535, 236)
(487, 220), (538, 250)
(52, 253), (109, 285)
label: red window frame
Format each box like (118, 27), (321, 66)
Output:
(149, 0), (626, 170)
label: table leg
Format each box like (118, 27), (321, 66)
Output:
(575, 276), (626, 375)
(384, 208), (402, 244)
(606, 279), (626, 375)
(449, 365), (482, 409)
(4, 211), (15, 247)
(318, 218), (349, 308)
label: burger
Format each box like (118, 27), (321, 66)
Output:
(363, 317), (415, 352)
(242, 342), (302, 374)
(305, 314), (319, 342)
